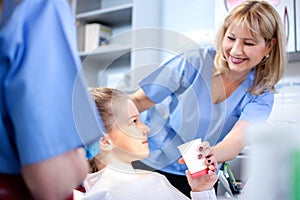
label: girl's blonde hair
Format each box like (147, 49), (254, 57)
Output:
(88, 87), (128, 172)
(214, 0), (287, 95)
(89, 87), (129, 132)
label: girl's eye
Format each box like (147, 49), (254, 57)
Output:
(131, 119), (137, 125)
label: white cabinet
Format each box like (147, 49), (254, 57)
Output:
(72, 0), (161, 91)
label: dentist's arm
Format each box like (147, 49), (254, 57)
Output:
(213, 120), (248, 163)
(130, 88), (155, 112)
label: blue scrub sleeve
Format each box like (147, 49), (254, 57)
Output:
(239, 91), (274, 122)
(140, 52), (199, 104)
(3, 0), (102, 166)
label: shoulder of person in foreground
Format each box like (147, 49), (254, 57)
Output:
(7, 0), (93, 199)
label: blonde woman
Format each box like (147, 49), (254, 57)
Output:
(130, 0), (287, 196)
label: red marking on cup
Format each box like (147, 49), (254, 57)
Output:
(191, 168), (209, 178)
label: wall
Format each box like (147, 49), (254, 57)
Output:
(161, 0), (215, 42)
(285, 62), (300, 79)
(268, 61), (300, 123)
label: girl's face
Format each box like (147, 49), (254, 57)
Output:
(109, 99), (150, 162)
(222, 26), (274, 75)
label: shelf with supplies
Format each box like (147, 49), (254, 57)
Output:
(75, 0), (133, 56)
(72, 0), (161, 89)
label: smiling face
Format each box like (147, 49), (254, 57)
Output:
(214, 0), (285, 95)
(108, 98), (150, 162)
(222, 25), (274, 75)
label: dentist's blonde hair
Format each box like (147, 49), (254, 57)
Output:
(214, 0), (287, 95)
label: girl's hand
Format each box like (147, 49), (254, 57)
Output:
(186, 169), (218, 192)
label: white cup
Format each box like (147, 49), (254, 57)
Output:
(177, 138), (208, 178)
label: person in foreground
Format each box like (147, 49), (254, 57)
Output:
(79, 87), (218, 200)
(130, 0), (287, 196)
(0, 0), (101, 199)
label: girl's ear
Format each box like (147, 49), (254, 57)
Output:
(99, 135), (113, 151)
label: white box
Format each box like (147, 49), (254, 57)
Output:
(84, 23), (112, 52)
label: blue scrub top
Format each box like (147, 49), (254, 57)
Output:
(0, 0), (103, 174)
(139, 46), (274, 175)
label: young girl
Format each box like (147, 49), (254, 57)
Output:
(81, 88), (218, 200)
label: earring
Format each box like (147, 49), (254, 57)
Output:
(265, 54), (269, 59)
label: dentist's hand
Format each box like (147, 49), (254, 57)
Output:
(178, 141), (218, 173)
(178, 141), (218, 192)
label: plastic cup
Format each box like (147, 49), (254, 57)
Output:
(177, 138), (208, 178)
